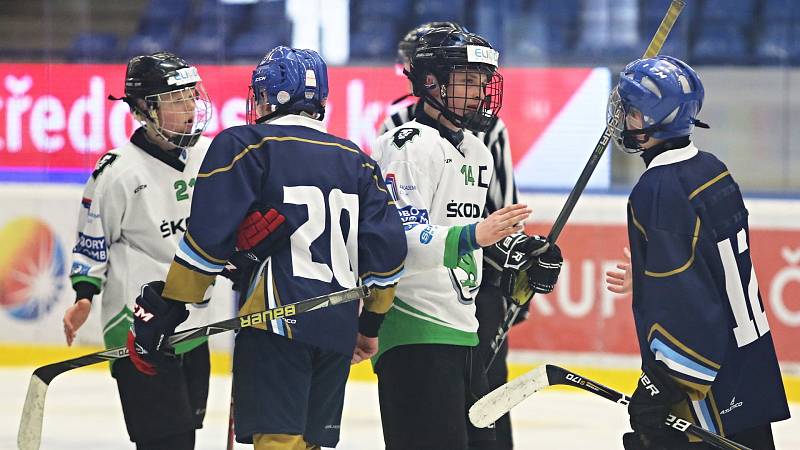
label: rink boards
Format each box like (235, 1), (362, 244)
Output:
(0, 187), (797, 402)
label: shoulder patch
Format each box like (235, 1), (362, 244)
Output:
(92, 153), (119, 179)
(392, 128), (421, 149)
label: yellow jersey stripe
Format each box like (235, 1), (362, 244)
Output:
(689, 170), (730, 200)
(185, 232), (227, 265)
(199, 135), (360, 178)
(648, 323), (722, 370)
(645, 217), (701, 277)
(628, 201), (648, 240)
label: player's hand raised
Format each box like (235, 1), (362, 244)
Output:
(475, 204), (531, 247)
(606, 247), (632, 294)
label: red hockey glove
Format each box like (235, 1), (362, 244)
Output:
(221, 205), (291, 291)
(126, 281), (188, 376)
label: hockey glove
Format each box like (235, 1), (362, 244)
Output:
(623, 360), (690, 450)
(126, 281), (189, 376)
(484, 234), (562, 306)
(526, 240), (562, 294)
(221, 205), (290, 291)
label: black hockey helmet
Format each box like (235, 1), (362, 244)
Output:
(397, 21), (468, 65)
(112, 52), (212, 148)
(124, 52), (198, 98)
(409, 28), (503, 133)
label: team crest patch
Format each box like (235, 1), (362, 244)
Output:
(92, 153), (118, 179)
(392, 128), (420, 149)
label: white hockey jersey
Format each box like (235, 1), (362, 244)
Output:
(70, 129), (212, 350)
(372, 117), (494, 359)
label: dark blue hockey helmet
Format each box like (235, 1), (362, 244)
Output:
(247, 46), (329, 124)
(608, 55), (707, 151)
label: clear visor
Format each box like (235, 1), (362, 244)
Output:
(144, 83), (212, 147)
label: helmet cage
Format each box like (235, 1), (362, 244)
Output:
(412, 62), (503, 133)
(138, 83), (212, 148)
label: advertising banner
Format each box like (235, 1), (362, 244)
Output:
(512, 195), (800, 363)
(0, 63), (610, 189)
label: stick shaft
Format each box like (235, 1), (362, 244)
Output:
(486, 0), (687, 371)
(18, 285), (368, 450)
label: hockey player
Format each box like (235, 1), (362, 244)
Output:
(607, 55), (790, 449)
(61, 52), (214, 450)
(372, 28), (563, 450)
(126, 46), (407, 450)
(379, 22), (535, 449)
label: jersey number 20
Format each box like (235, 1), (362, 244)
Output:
(718, 228), (770, 348)
(284, 186), (359, 288)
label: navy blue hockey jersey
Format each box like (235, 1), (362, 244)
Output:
(627, 143), (789, 437)
(161, 114), (406, 355)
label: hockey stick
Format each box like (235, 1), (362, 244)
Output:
(469, 364), (751, 450)
(17, 285), (369, 450)
(485, 0), (687, 371)
(226, 379), (236, 450)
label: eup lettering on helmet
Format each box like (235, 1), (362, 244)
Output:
(467, 45), (499, 67)
(167, 67), (202, 86)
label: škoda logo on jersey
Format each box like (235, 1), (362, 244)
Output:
(239, 304), (297, 328)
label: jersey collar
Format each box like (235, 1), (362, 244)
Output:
(130, 128), (186, 172)
(268, 114), (328, 133)
(645, 142), (699, 172)
(414, 101), (465, 150)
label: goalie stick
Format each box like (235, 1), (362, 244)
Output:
(469, 364), (752, 450)
(485, 0), (687, 371)
(17, 285), (369, 450)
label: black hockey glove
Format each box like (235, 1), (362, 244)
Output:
(483, 234), (562, 306)
(527, 240), (562, 294)
(221, 204), (291, 291)
(623, 360), (690, 450)
(126, 281), (188, 376)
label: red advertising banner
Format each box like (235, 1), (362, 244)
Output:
(0, 63), (595, 181)
(511, 223), (800, 362)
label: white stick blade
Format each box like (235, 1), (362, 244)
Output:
(18, 374), (48, 450)
(469, 365), (550, 428)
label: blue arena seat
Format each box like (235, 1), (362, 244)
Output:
(176, 33), (225, 63)
(692, 24), (749, 65)
(228, 23), (292, 62)
(140, 0), (191, 23)
(350, 21), (397, 59)
(125, 34), (177, 58)
(412, 0), (465, 25)
(763, 0), (800, 21)
(67, 32), (119, 61)
(700, 0), (756, 25)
